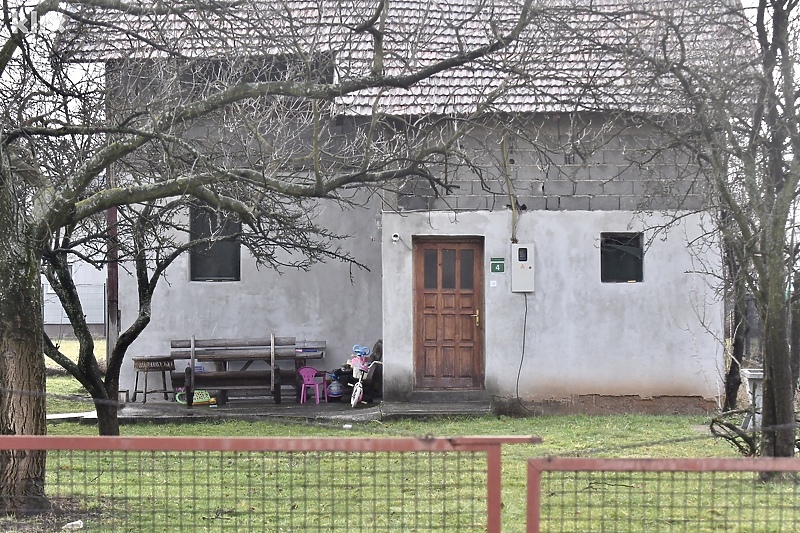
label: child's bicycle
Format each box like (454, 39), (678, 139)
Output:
(348, 345), (381, 408)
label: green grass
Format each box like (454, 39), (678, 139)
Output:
(40, 414), (749, 532)
(534, 469), (800, 533)
(46, 374), (94, 414)
(45, 338), (106, 369)
(41, 364), (789, 532)
(38, 416), (798, 533)
(45, 338), (105, 415)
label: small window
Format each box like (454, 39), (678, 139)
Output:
(601, 232), (643, 283)
(189, 206), (241, 281)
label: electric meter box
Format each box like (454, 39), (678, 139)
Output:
(511, 243), (535, 292)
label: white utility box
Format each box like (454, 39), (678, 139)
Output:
(511, 243), (535, 292)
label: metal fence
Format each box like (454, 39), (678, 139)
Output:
(527, 457), (800, 533)
(0, 435), (538, 532)
(43, 283), (105, 326)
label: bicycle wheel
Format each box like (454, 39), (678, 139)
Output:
(351, 381), (363, 408)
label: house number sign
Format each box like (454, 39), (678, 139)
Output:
(490, 258), (505, 273)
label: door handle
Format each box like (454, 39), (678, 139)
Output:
(471, 309), (480, 327)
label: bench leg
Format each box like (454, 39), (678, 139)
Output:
(161, 370), (169, 400)
(185, 366), (194, 408)
(131, 372), (140, 403)
(273, 365), (282, 405)
(142, 371), (149, 404)
(216, 390), (228, 405)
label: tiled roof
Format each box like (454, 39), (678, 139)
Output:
(59, 0), (744, 115)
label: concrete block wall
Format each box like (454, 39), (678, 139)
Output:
(397, 113), (705, 212)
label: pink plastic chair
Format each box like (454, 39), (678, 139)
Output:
(298, 366), (328, 404)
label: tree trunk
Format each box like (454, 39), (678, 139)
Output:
(760, 269), (796, 458)
(724, 298), (745, 411)
(99, 354), (120, 436)
(95, 399), (120, 436)
(723, 243), (746, 411)
(791, 270), (800, 391)
(0, 208), (49, 513)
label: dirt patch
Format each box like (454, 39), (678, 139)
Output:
(493, 395), (718, 416)
(0, 497), (106, 532)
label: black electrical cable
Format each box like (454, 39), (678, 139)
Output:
(515, 292), (534, 414)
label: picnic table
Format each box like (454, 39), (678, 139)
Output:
(169, 335), (325, 407)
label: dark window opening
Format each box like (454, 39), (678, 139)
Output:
(460, 249), (474, 289)
(441, 249), (456, 289)
(423, 249), (438, 289)
(189, 206), (241, 281)
(601, 232), (643, 283)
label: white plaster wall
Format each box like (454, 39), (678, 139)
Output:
(117, 199), (383, 392)
(381, 209), (724, 402)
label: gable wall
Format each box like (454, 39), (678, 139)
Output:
(397, 115), (703, 214)
(383, 114), (722, 409)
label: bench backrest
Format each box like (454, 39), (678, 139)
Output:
(169, 336), (326, 360)
(171, 337), (294, 359)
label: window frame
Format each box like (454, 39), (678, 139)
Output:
(600, 232), (644, 283)
(189, 206), (242, 282)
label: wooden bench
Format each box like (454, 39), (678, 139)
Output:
(169, 335), (325, 407)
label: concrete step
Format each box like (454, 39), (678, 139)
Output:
(407, 389), (491, 403)
(377, 390), (493, 418)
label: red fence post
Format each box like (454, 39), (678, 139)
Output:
(486, 445), (502, 533)
(527, 459), (541, 533)
(452, 436), (542, 533)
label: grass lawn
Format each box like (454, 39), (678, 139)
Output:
(45, 338), (107, 368)
(45, 338), (105, 414)
(44, 348), (773, 532)
(43, 410), (744, 532)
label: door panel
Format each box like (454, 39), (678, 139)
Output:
(414, 238), (484, 389)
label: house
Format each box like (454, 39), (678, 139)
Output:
(67, 0), (731, 413)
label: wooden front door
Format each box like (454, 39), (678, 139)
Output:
(413, 238), (484, 389)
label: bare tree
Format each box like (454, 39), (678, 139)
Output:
(0, 0), (537, 512)
(538, 0), (799, 457)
